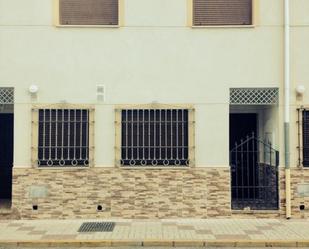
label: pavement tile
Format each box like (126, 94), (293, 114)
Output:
(40, 234), (78, 240)
(195, 229), (212, 234)
(215, 234), (250, 240)
(27, 230), (46, 235)
(16, 226), (35, 231)
(255, 225), (273, 230)
(178, 225), (195, 230)
(244, 229), (263, 235)
(0, 218), (309, 246)
(7, 223), (22, 227)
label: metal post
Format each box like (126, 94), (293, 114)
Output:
(284, 0), (291, 219)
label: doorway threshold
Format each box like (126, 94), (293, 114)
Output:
(0, 199), (12, 211)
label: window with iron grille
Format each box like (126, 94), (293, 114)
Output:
(302, 110), (309, 167)
(59, 0), (119, 25)
(193, 0), (253, 26)
(120, 109), (189, 167)
(37, 109), (89, 167)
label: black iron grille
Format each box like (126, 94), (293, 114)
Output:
(303, 111), (309, 167)
(78, 222), (115, 232)
(230, 133), (279, 210)
(38, 109), (89, 167)
(121, 109), (189, 167)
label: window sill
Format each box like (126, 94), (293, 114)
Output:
(55, 24), (120, 28)
(232, 210), (280, 214)
(191, 24), (255, 29)
(120, 166), (190, 170)
(36, 166), (89, 170)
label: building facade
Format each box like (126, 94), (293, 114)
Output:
(0, 0), (309, 219)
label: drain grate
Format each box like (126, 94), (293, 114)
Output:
(78, 222), (115, 232)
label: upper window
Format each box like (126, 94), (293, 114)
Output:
(193, 0), (253, 26)
(59, 0), (119, 26)
(116, 107), (195, 167)
(33, 107), (94, 167)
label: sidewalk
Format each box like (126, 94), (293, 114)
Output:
(0, 218), (309, 247)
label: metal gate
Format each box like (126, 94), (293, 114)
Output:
(230, 133), (279, 210)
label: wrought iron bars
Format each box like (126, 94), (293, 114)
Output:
(38, 109), (89, 167)
(120, 109), (189, 167)
(230, 133), (279, 210)
(298, 108), (309, 167)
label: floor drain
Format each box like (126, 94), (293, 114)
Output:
(78, 222), (115, 232)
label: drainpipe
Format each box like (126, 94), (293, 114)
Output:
(284, 0), (291, 219)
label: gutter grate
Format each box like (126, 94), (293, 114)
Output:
(78, 222), (115, 232)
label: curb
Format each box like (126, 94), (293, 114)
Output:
(1, 239), (309, 247)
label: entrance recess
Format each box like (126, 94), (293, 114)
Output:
(0, 87), (14, 209)
(0, 114), (14, 207)
(230, 113), (279, 210)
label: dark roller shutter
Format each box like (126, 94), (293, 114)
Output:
(193, 0), (252, 26)
(303, 111), (309, 167)
(60, 0), (118, 25)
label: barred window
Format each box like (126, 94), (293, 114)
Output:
(193, 0), (253, 26)
(38, 109), (89, 167)
(120, 109), (189, 167)
(59, 0), (119, 26)
(303, 110), (309, 167)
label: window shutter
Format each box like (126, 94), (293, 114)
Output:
(193, 0), (252, 26)
(59, 0), (118, 25)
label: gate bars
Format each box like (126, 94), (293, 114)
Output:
(230, 133), (279, 210)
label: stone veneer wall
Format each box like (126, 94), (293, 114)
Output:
(232, 168), (309, 219)
(12, 167), (231, 219)
(279, 168), (309, 219)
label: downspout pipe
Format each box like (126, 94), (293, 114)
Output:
(284, 0), (292, 219)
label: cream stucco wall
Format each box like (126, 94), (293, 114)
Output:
(0, 0), (308, 169)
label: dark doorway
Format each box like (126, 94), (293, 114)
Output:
(230, 113), (257, 150)
(0, 113), (14, 207)
(229, 113), (279, 210)
(230, 113), (258, 209)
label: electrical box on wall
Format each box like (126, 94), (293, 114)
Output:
(298, 183), (309, 197)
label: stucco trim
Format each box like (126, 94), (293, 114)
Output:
(114, 103), (195, 168)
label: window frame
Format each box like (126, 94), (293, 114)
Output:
(31, 104), (95, 168)
(53, 0), (124, 28)
(114, 103), (195, 168)
(188, 0), (257, 28)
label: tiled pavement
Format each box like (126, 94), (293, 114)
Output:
(0, 219), (309, 247)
